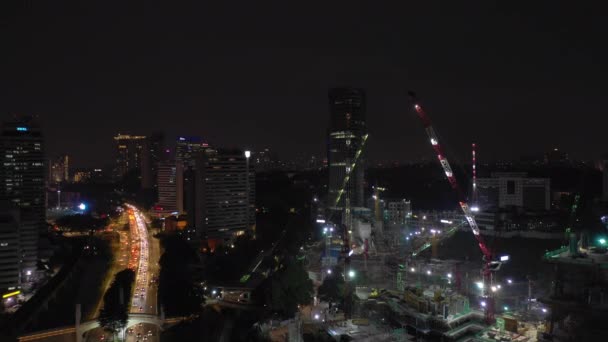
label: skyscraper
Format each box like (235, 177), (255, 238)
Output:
(327, 87), (367, 221)
(141, 132), (164, 190)
(193, 148), (255, 240)
(176, 136), (208, 168)
(153, 161), (183, 217)
(112, 134), (146, 181)
(0, 117), (46, 279)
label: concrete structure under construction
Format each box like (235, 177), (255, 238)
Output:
(327, 87), (367, 223)
(540, 234), (608, 341)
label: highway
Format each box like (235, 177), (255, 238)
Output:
(84, 205), (161, 342)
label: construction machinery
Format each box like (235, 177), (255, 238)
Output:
(408, 91), (503, 323)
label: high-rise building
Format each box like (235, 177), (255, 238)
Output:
(0, 117), (46, 278)
(0, 204), (21, 291)
(112, 134), (147, 181)
(192, 148), (255, 240)
(176, 136), (208, 168)
(48, 154), (69, 184)
(141, 132), (164, 189)
(327, 87), (367, 220)
(153, 161), (183, 217)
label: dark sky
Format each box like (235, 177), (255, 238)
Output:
(2, 1), (607, 167)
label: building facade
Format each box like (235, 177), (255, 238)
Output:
(141, 132), (164, 189)
(386, 199), (412, 227)
(0, 118), (46, 279)
(153, 161), (183, 217)
(193, 149), (255, 240)
(48, 155), (69, 184)
(0, 205), (21, 291)
(176, 136), (208, 168)
(476, 172), (551, 211)
(112, 134), (146, 181)
(327, 87), (367, 221)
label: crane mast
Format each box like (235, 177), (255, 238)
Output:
(409, 91), (495, 323)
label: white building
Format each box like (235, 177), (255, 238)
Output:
(477, 172), (550, 211)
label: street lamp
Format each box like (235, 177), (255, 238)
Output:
(348, 270), (356, 279)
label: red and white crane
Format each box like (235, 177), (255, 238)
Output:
(408, 91), (498, 323)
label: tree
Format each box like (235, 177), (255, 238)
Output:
(98, 269), (135, 339)
(55, 214), (108, 232)
(158, 235), (203, 316)
(259, 259), (313, 319)
(317, 272), (345, 309)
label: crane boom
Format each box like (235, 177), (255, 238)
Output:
(409, 91), (496, 323)
(408, 92), (491, 259)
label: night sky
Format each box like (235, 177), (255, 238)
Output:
(2, 2), (607, 167)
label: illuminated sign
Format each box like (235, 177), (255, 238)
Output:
(16, 127), (28, 131)
(3, 290), (20, 298)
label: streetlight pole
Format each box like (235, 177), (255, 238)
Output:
(244, 150), (251, 236)
(57, 189), (61, 209)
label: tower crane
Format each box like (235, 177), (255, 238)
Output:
(408, 91), (502, 323)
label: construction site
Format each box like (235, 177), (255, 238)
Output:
(303, 92), (608, 341)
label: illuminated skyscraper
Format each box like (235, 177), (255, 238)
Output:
(327, 87), (367, 220)
(112, 134), (146, 181)
(0, 117), (45, 279)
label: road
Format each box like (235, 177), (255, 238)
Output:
(85, 205), (161, 342)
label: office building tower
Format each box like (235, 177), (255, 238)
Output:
(141, 132), (164, 189)
(193, 149), (254, 240)
(48, 155), (69, 184)
(327, 87), (367, 220)
(113, 134), (146, 181)
(0, 204), (21, 291)
(0, 117), (46, 277)
(176, 136), (209, 168)
(477, 172), (551, 211)
(153, 161), (184, 217)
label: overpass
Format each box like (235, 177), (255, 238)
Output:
(18, 313), (186, 342)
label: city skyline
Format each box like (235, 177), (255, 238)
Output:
(3, 2), (608, 167)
